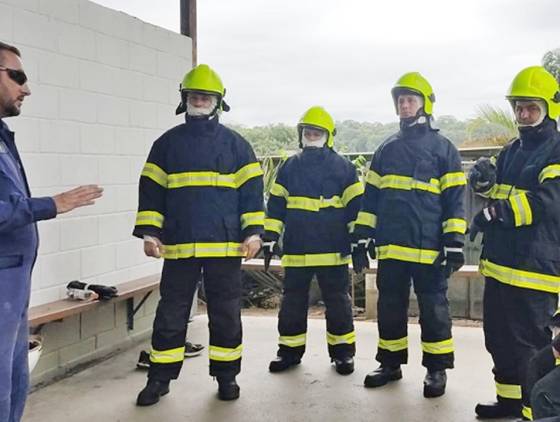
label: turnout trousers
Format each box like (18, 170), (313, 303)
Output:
(483, 277), (557, 419)
(148, 257), (243, 381)
(276, 265), (356, 360)
(375, 259), (454, 370)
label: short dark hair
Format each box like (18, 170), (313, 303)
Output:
(0, 41), (21, 64)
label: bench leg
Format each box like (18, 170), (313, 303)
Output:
(127, 291), (153, 330)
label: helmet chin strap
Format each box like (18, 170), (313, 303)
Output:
(400, 110), (428, 128)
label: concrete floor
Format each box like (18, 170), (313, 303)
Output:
(24, 316), (510, 422)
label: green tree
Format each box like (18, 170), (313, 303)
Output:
(543, 48), (560, 84)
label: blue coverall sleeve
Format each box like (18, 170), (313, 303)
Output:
(0, 171), (56, 234)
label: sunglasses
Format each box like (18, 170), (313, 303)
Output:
(0, 67), (28, 86)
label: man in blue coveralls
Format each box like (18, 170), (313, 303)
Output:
(0, 41), (103, 421)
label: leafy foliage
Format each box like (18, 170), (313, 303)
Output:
(229, 114), (518, 156)
(463, 105), (517, 146)
(543, 48), (560, 84)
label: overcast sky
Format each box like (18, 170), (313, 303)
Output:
(93, 0), (558, 127)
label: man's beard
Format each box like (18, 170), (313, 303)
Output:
(0, 99), (21, 117)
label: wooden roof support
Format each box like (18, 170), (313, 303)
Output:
(180, 0), (197, 66)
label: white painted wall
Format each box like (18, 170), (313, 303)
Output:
(0, 0), (192, 305)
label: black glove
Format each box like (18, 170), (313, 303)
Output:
(469, 157), (496, 194)
(262, 240), (282, 272)
(351, 239), (371, 274)
(468, 206), (497, 242)
(67, 280), (118, 300)
(89, 284), (118, 300)
(441, 246), (465, 278)
(549, 311), (560, 331)
(367, 239), (376, 260)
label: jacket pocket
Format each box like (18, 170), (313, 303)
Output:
(0, 255), (23, 270)
(223, 214), (241, 242)
(413, 158), (437, 183)
(516, 241), (560, 263)
(162, 218), (178, 244)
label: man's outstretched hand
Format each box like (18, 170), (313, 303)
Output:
(53, 185), (103, 214)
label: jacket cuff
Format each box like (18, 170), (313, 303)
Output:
(242, 226), (263, 239)
(263, 230), (280, 242)
(31, 197), (57, 222)
(442, 233), (464, 247)
(132, 226), (162, 240)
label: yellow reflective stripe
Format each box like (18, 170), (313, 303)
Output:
(556, 358), (560, 366)
(496, 382), (522, 400)
(488, 183), (527, 200)
(377, 244), (439, 265)
(168, 171), (236, 189)
(286, 196), (344, 211)
(270, 182), (289, 198)
(155, 163), (262, 190)
(378, 336), (408, 352)
(440, 171), (467, 191)
(539, 164), (560, 183)
(235, 162), (264, 187)
(378, 174), (441, 194)
(209, 345), (242, 362)
(442, 218), (467, 234)
(281, 253), (350, 267)
(347, 220), (356, 233)
(150, 346), (185, 364)
(421, 339), (454, 355)
(265, 218), (284, 234)
(135, 210), (164, 229)
(341, 182), (364, 205)
(279, 333), (306, 348)
(326, 331), (356, 346)
(163, 242), (244, 259)
(509, 192), (533, 226)
(240, 211), (264, 230)
(141, 162), (168, 187)
(480, 259), (560, 293)
(522, 406), (533, 420)
(355, 211), (377, 229)
(365, 170), (381, 187)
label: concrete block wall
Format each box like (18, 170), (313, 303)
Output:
(0, 0), (192, 384)
(32, 290), (160, 386)
(0, 0), (192, 306)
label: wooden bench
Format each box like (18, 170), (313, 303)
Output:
(29, 274), (160, 331)
(28, 261), (481, 330)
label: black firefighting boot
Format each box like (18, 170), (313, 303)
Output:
(423, 370), (447, 398)
(332, 356), (354, 375)
(269, 355), (301, 373)
(475, 400), (522, 419)
(364, 365), (402, 388)
(217, 375), (240, 401)
(136, 379), (170, 406)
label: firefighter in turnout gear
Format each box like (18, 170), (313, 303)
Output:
(469, 66), (560, 420)
(263, 106), (363, 375)
(134, 64), (264, 405)
(354, 72), (466, 397)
